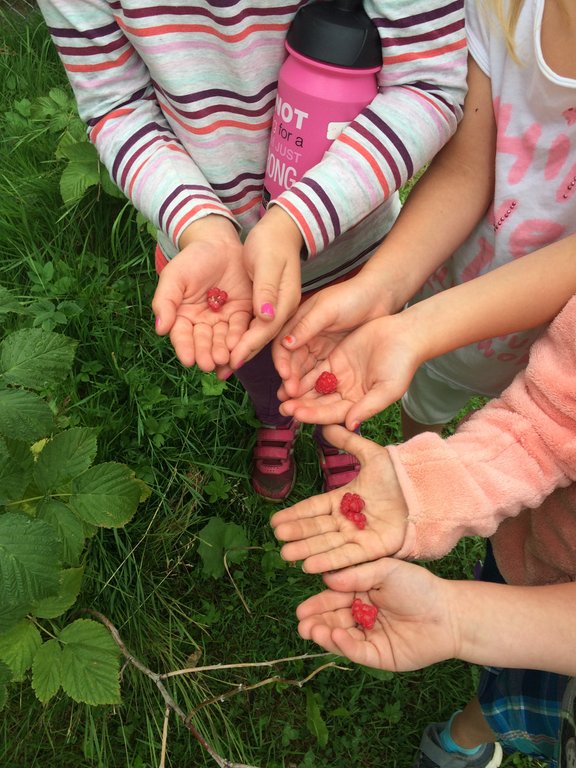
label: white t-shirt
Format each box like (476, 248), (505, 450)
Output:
(415, 0), (576, 398)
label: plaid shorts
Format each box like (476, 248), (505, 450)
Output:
(477, 544), (571, 766)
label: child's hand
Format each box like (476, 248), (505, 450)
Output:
(271, 425), (408, 573)
(152, 217), (252, 373)
(296, 558), (458, 671)
(275, 313), (421, 430)
(273, 268), (397, 388)
(228, 206), (303, 368)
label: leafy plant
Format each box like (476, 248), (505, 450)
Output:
(0, 317), (146, 708)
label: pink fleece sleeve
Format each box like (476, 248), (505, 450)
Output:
(387, 293), (576, 561)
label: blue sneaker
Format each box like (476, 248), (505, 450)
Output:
(414, 723), (503, 768)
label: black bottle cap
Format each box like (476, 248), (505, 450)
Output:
(287, 0), (382, 69)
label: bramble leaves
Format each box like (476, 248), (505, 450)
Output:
(69, 463), (142, 527)
(0, 619), (42, 681)
(32, 620), (122, 706)
(0, 328), (77, 390)
(0, 321), (146, 710)
(31, 638), (62, 703)
(0, 514), (61, 624)
(59, 620), (121, 705)
(33, 427), (99, 492)
(0, 389), (54, 443)
(34, 566), (85, 619)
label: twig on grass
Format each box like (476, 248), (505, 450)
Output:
(84, 609), (346, 768)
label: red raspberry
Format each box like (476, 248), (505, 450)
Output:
(207, 286), (228, 312)
(314, 371), (338, 395)
(351, 597), (378, 630)
(340, 492), (366, 529)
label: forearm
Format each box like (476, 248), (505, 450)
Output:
(449, 579), (576, 675)
(389, 293), (576, 560)
(38, 0), (237, 248)
(276, 0), (467, 257)
(359, 56), (495, 312)
(396, 233), (576, 365)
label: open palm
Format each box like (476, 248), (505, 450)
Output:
(296, 558), (459, 672)
(271, 426), (408, 573)
(276, 315), (420, 430)
(153, 238), (252, 371)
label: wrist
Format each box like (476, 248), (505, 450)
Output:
(178, 214), (239, 250)
(261, 204), (305, 249)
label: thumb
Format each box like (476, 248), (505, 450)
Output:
(320, 425), (372, 464)
(251, 257), (282, 323)
(281, 298), (333, 350)
(151, 273), (179, 335)
(323, 558), (398, 594)
(345, 384), (401, 431)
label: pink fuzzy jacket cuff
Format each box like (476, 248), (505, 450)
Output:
(387, 293), (576, 564)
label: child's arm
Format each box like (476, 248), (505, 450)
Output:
(271, 292), (576, 572)
(273, 0), (469, 261)
(37, 0), (238, 251)
(273, 54), (495, 361)
(296, 558), (576, 676)
(275, 232), (576, 428)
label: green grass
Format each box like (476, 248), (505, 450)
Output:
(0, 9), (544, 768)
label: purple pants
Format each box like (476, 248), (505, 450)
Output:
(234, 342), (290, 427)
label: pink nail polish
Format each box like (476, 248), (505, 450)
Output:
(155, 316), (161, 330)
(261, 302), (275, 319)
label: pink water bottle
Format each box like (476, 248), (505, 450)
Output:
(262, 0), (382, 211)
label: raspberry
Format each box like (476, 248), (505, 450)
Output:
(340, 492), (366, 529)
(314, 371), (338, 395)
(351, 597), (378, 630)
(207, 286), (228, 312)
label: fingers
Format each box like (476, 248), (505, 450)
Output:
(344, 386), (397, 431)
(318, 425), (371, 459)
(279, 297), (335, 351)
(322, 559), (393, 593)
(152, 272), (180, 335)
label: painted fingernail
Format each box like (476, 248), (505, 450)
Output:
(283, 334), (296, 346)
(155, 316), (161, 330)
(236, 360), (245, 369)
(261, 302), (275, 319)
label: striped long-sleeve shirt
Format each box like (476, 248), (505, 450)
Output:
(37, 0), (467, 291)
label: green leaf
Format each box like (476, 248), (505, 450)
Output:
(59, 619), (121, 705)
(305, 689), (329, 747)
(33, 566), (85, 619)
(0, 328), (77, 390)
(0, 439), (34, 505)
(0, 286), (26, 316)
(0, 619), (42, 681)
(32, 639), (62, 703)
(197, 517), (249, 579)
(34, 427), (98, 492)
(48, 87), (71, 109)
(57, 141), (98, 163)
(38, 499), (86, 566)
(0, 602), (30, 634)
(0, 514), (61, 617)
(69, 463), (141, 528)
(99, 166), (124, 199)
(0, 389), (54, 442)
(60, 161), (100, 206)
(200, 373), (227, 397)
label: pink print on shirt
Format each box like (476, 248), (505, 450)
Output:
(496, 99), (542, 185)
